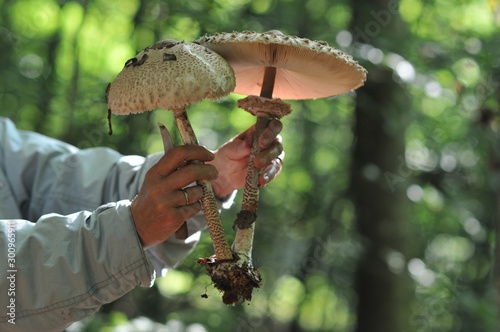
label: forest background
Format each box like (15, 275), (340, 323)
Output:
(1, 0), (499, 331)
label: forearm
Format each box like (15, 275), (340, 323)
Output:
(0, 201), (153, 331)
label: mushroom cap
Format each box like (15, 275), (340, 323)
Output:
(107, 40), (236, 115)
(196, 31), (367, 100)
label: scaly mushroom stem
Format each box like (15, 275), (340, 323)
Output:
(234, 77), (292, 232)
(234, 113), (270, 228)
(232, 95), (291, 282)
(212, 67), (286, 305)
(173, 108), (233, 260)
(174, 109), (262, 304)
(231, 113), (266, 270)
(234, 66), (276, 229)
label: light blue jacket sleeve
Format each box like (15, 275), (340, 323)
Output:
(0, 203), (153, 331)
(0, 117), (217, 331)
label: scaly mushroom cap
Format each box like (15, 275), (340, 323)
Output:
(107, 40), (236, 114)
(196, 31), (367, 100)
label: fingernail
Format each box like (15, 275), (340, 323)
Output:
(263, 173), (270, 183)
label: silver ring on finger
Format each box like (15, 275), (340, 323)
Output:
(181, 188), (191, 205)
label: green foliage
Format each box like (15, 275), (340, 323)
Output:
(1, 0), (500, 331)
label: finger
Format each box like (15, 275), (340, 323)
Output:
(259, 119), (283, 148)
(154, 145), (215, 177)
(169, 163), (219, 189)
(176, 185), (204, 207)
(258, 153), (284, 187)
(176, 202), (203, 222)
(254, 141), (284, 168)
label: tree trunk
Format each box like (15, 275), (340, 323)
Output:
(349, 1), (415, 331)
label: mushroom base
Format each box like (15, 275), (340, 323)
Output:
(198, 255), (262, 305)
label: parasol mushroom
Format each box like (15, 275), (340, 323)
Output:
(196, 30), (367, 289)
(105, 39), (235, 259)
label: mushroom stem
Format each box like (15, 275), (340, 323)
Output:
(233, 66), (277, 229)
(232, 66), (292, 271)
(173, 108), (233, 260)
(230, 67), (279, 283)
(260, 66), (276, 98)
(234, 113), (270, 228)
(231, 223), (255, 264)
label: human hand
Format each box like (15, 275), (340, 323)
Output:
(208, 119), (284, 199)
(131, 145), (218, 248)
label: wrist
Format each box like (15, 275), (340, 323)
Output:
(215, 191), (234, 203)
(211, 176), (233, 200)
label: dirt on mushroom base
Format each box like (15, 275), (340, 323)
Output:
(197, 255), (262, 305)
